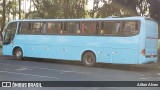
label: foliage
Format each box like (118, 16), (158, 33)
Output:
(0, 0), (160, 38)
(6, 0), (18, 20)
(148, 0), (160, 23)
(25, 11), (40, 19)
(89, 0), (152, 18)
(0, 0), (160, 26)
(32, 0), (86, 19)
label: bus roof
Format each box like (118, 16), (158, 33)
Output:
(9, 16), (155, 22)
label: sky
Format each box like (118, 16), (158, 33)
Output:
(88, 0), (105, 10)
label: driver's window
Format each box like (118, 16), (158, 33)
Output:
(4, 22), (17, 44)
(7, 22), (17, 35)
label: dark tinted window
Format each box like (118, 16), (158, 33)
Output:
(4, 22), (17, 44)
(65, 22), (80, 35)
(46, 22), (62, 34)
(99, 21), (139, 36)
(99, 22), (116, 35)
(82, 22), (97, 35)
(19, 22), (44, 34)
(19, 22), (32, 34)
(122, 21), (139, 35)
(32, 22), (42, 34)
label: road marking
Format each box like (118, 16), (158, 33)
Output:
(0, 70), (59, 79)
(140, 77), (153, 80)
(15, 67), (32, 71)
(0, 63), (91, 75)
(140, 78), (148, 80)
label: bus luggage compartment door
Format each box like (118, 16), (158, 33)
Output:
(112, 49), (138, 64)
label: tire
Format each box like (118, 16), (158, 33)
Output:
(14, 48), (23, 60)
(82, 51), (96, 66)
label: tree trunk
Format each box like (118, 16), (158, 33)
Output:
(0, 0), (6, 40)
(19, 0), (21, 19)
(31, 0), (44, 18)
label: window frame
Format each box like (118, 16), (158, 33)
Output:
(17, 20), (140, 37)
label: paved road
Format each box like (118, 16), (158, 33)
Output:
(0, 56), (160, 90)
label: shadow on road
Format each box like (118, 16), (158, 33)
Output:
(0, 55), (155, 72)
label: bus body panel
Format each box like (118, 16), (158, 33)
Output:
(2, 44), (13, 56)
(145, 20), (158, 60)
(138, 19), (158, 64)
(112, 49), (139, 64)
(12, 35), (139, 64)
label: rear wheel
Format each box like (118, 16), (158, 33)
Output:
(14, 48), (23, 60)
(82, 51), (96, 66)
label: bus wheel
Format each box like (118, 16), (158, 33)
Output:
(14, 48), (23, 60)
(82, 51), (96, 67)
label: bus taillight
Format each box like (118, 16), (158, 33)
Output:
(141, 49), (145, 56)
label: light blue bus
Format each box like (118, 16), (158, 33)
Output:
(2, 17), (158, 66)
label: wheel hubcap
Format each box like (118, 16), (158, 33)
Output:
(16, 51), (22, 58)
(85, 55), (93, 64)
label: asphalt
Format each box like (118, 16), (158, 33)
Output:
(0, 48), (160, 70)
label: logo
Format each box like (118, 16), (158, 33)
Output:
(2, 82), (11, 87)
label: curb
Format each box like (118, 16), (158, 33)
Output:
(112, 62), (160, 70)
(131, 63), (160, 70)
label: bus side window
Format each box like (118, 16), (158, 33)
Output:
(91, 22), (96, 35)
(83, 22), (96, 35)
(100, 22), (114, 35)
(19, 22), (31, 34)
(32, 22), (41, 34)
(75, 23), (80, 34)
(63, 22), (67, 34)
(46, 22), (62, 34)
(66, 22), (76, 35)
(65, 22), (81, 35)
(100, 22), (105, 35)
(47, 22), (54, 34)
(41, 22), (47, 34)
(115, 22), (121, 35)
(55, 23), (62, 34)
(81, 22), (85, 34)
(122, 21), (139, 36)
(96, 22), (99, 35)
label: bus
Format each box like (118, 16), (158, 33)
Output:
(2, 17), (158, 66)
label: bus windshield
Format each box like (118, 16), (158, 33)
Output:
(3, 22), (17, 45)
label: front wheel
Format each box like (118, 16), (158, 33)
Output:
(82, 52), (96, 67)
(14, 48), (23, 60)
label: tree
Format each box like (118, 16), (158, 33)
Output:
(147, 0), (160, 38)
(99, 0), (122, 17)
(89, 0), (153, 18)
(25, 11), (41, 19)
(89, 0), (104, 18)
(0, 0), (6, 38)
(63, 0), (86, 18)
(31, 0), (44, 18)
(148, 0), (160, 23)
(31, 0), (86, 19)
(6, 0), (18, 21)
